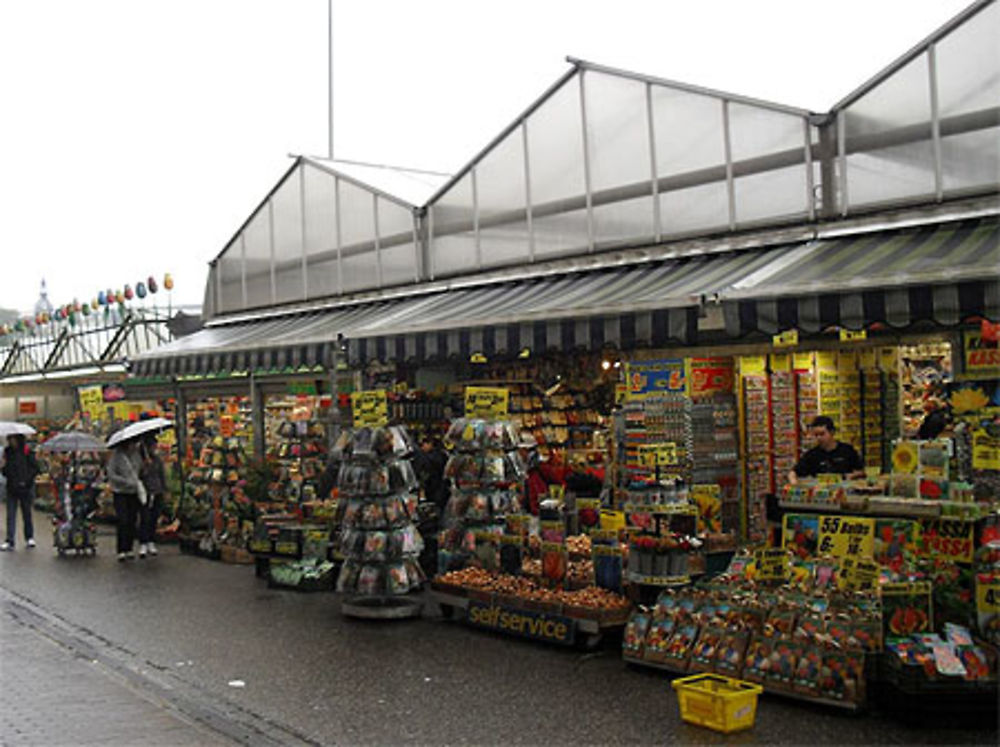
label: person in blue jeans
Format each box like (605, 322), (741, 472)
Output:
(1, 434), (40, 551)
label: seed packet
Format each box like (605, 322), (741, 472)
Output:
(743, 636), (773, 684)
(623, 612), (651, 656)
(932, 643), (967, 678)
(793, 614), (825, 646)
(957, 646), (991, 680)
(664, 624), (701, 670)
(357, 565), (382, 596)
(643, 619), (677, 663)
(342, 499), (362, 524)
(360, 502), (385, 529)
(654, 593), (680, 621)
(850, 621), (881, 653)
(715, 631), (749, 676)
(467, 493), (491, 522)
(363, 532), (388, 562)
(766, 640), (801, 690)
(763, 609), (796, 638)
(352, 428), (374, 458)
(793, 646), (823, 695)
(944, 623), (974, 647)
(387, 563), (410, 594)
(482, 455), (505, 484)
(821, 651), (864, 702)
(336, 560), (360, 593)
(691, 627), (725, 672)
(403, 493), (419, 519)
(401, 525), (421, 555)
(384, 496), (403, 525)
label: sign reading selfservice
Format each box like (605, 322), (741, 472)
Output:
(466, 600), (576, 645)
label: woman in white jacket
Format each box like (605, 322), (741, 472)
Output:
(107, 440), (144, 560)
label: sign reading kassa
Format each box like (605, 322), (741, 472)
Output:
(464, 386), (509, 418)
(963, 331), (1000, 378)
(351, 390), (388, 427)
(466, 600), (576, 645)
(920, 519), (974, 563)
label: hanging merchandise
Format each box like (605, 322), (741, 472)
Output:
(136, 281), (147, 299)
(333, 425), (426, 616)
(437, 415), (524, 573)
(148, 275), (158, 293)
(164, 273), (174, 290)
(124, 285), (134, 301)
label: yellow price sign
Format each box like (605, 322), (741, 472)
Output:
(840, 556), (879, 592)
(817, 514), (875, 559)
(740, 355), (767, 377)
(839, 328), (868, 342)
(638, 442), (678, 468)
(351, 390), (388, 427)
(972, 429), (1000, 470)
(772, 329), (799, 348)
(754, 548), (789, 581)
(977, 574), (1000, 614)
(464, 386), (509, 418)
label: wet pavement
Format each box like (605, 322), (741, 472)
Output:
(1, 508), (997, 746)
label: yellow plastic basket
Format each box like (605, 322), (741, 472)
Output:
(671, 673), (763, 734)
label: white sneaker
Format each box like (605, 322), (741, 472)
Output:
(27, 538), (36, 548)
(117, 552), (127, 562)
(148, 542), (158, 556)
(139, 543), (148, 559)
(0, 542), (11, 551)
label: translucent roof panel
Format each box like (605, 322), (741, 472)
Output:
(833, 0), (999, 214)
(303, 157), (451, 207)
(208, 158), (424, 317)
(426, 61), (816, 281)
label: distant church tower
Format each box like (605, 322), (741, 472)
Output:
(34, 279), (54, 318)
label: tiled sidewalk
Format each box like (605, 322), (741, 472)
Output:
(0, 608), (231, 747)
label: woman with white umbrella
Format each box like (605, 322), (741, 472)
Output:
(107, 437), (144, 561)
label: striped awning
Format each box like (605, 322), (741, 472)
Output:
(723, 217), (999, 336)
(133, 247), (789, 375)
(131, 305), (389, 378)
(346, 248), (788, 365)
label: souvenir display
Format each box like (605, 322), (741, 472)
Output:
(334, 426), (425, 597)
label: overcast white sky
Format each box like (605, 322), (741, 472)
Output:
(0, 0), (971, 315)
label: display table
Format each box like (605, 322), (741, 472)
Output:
(431, 586), (628, 649)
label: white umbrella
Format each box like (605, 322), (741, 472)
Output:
(106, 417), (174, 448)
(0, 421), (37, 438)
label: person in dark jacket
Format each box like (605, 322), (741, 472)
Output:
(413, 436), (449, 512)
(138, 435), (167, 558)
(1, 434), (40, 550)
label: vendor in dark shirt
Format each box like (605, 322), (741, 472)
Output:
(788, 415), (864, 484)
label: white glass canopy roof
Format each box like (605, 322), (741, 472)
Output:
(203, 0), (998, 322)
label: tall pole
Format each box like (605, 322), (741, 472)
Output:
(328, 0), (334, 159)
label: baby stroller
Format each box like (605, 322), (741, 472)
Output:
(40, 431), (106, 556)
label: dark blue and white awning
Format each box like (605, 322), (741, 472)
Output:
(722, 217), (999, 336)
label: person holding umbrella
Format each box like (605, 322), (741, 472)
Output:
(1, 433), (40, 551)
(107, 437), (144, 561)
(138, 434), (167, 558)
